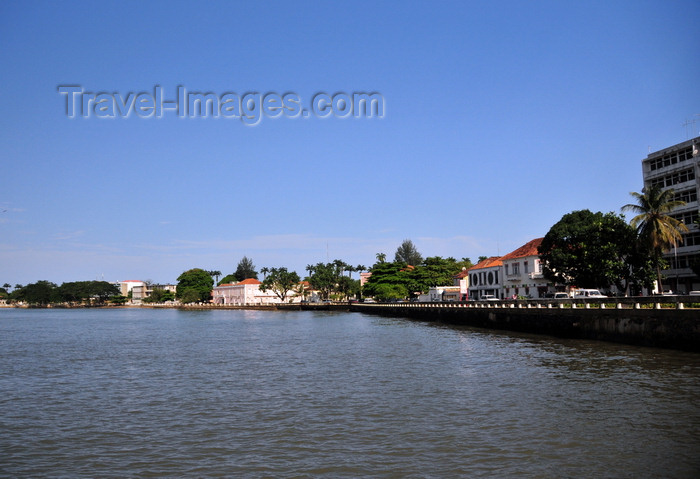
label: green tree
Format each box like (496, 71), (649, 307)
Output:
(375, 253), (386, 263)
(407, 256), (463, 291)
(372, 283), (408, 302)
(306, 261), (347, 300)
(143, 288), (176, 303)
(218, 274), (237, 285)
(622, 186), (689, 292)
(58, 281), (119, 303)
(362, 261), (413, 300)
(15, 280), (60, 305)
(394, 239), (423, 266)
(177, 268), (214, 303)
(259, 267), (300, 302)
(110, 295), (128, 305)
(234, 256), (258, 281)
(206, 270), (222, 285)
(539, 210), (651, 291)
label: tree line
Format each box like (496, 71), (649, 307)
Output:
(0, 281), (122, 305)
(7, 186), (696, 305)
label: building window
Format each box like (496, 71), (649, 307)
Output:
(672, 189), (698, 204)
(671, 210), (699, 226)
(524, 261), (529, 274)
(512, 263), (520, 275)
(648, 146), (694, 171)
(505, 264), (509, 275)
(649, 168), (695, 189)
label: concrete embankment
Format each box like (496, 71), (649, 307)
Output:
(351, 303), (700, 352)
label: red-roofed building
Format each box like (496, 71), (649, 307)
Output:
(467, 256), (504, 300)
(500, 238), (551, 299)
(212, 278), (309, 305)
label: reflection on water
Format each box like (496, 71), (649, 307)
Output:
(1, 308), (698, 478)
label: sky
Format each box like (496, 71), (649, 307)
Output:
(1, 0), (699, 286)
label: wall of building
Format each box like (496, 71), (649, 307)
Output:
(642, 136), (700, 293)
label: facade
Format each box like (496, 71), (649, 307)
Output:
(212, 278), (306, 305)
(118, 280), (145, 297)
(500, 238), (551, 299)
(132, 283), (177, 302)
(467, 256), (504, 300)
(641, 136), (700, 293)
(212, 279), (274, 305)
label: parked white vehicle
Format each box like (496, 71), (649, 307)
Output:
(572, 289), (606, 298)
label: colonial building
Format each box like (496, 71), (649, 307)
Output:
(212, 278), (307, 305)
(467, 256), (503, 300)
(212, 279), (276, 305)
(641, 136), (700, 293)
(500, 238), (551, 299)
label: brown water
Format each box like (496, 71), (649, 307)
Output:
(1, 308), (698, 477)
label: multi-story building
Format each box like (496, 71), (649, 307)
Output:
(132, 283), (177, 302)
(500, 238), (551, 299)
(467, 256), (504, 300)
(641, 136), (700, 293)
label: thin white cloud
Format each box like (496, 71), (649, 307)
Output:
(53, 230), (86, 241)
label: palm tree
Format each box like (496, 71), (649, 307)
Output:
(622, 185), (689, 293)
(207, 270), (222, 285)
(375, 253), (386, 264)
(260, 267), (269, 280)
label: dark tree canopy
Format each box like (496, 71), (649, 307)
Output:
(538, 210), (654, 291)
(176, 268), (214, 303)
(259, 267), (300, 302)
(394, 239), (423, 266)
(234, 256), (258, 281)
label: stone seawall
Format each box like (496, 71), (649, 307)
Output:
(351, 303), (700, 352)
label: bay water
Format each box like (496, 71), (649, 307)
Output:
(1, 308), (698, 477)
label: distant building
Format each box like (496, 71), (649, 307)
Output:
(212, 279), (307, 305)
(500, 238), (550, 299)
(641, 136), (700, 293)
(118, 280), (145, 297)
(467, 256), (503, 300)
(132, 283), (177, 302)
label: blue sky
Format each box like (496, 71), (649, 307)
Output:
(1, 0), (699, 285)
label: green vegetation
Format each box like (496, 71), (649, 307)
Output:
(3, 280), (120, 305)
(176, 268), (214, 303)
(394, 239), (423, 266)
(538, 210), (655, 292)
(623, 186), (689, 292)
(142, 288), (176, 303)
(259, 267), (300, 302)
(234, 256), (258, 281)
(217, 257), (258, 285)
(363, 256), (472, 301)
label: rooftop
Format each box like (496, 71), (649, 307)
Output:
(500, 238), (544, 261)
(467, 256), (503, 271)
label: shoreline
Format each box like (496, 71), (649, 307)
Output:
(2, 300), (698, 352)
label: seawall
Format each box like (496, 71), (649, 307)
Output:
(350, 303), (700, 352)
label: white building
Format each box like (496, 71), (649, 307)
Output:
(641, 136), (700, 293)
(212, 279), (307, 305)
(500, 238), (551, 299)
(467, 256), (504, 300)
(118, 280), (145, 297)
